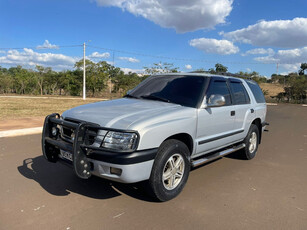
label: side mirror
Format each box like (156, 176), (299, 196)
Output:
(207, 94), (226, 107)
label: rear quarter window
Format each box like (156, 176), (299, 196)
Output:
(245, 80), (266, 103)
(229, 81), (250, 104)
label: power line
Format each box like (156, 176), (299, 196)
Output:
(0, 43), (304, 65)
(0, 44), (83, 50)
(87, 44), (284, 65)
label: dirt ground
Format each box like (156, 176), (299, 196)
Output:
(259, 83), (284, 98)
(0, 117), (45, 131)
(0, 104), (306, 230)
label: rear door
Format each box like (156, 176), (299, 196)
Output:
(228, 79), (255, 140)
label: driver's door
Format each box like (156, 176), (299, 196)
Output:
(195, 78), (236, 156)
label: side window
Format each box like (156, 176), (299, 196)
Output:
(246, 80), (266, 103)
(229, 82), (250, 104)
(206, 80), (231, 105)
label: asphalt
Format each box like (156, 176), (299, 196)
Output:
(0, 104), (306, 230)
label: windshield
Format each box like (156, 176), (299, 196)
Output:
(127, 75), (207, 108)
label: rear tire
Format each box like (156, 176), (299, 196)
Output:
(148, 139), (190, 202)
(241, 124), (259, 160)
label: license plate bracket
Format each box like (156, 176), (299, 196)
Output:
(60, 150), (73, 162)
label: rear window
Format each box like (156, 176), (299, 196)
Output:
(245, 80), (266, 103)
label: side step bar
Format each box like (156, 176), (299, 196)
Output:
(191, 143), (246, 168)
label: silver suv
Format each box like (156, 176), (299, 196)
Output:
(42, 73), (267, 201)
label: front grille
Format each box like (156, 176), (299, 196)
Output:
(60, 118), (98, 145)
(60, 118), (81, 142)
(62, 127), (74, 139)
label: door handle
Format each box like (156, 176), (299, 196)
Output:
(231, 111), (235, 116)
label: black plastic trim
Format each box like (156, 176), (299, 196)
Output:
(45, 134), (157, 164)
(196, 76), (211, 109)
(198, 129), (244, 145)
(87, 148), (158, 165)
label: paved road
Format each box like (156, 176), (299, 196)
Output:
(1, 104), (306, 230)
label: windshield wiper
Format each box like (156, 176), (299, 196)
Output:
(124, 94), (139, 99)
(141, 95), (170, 103)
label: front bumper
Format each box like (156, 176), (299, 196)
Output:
(42, 113), (157, 183)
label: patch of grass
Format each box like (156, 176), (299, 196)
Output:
(0, 96), (106, 120)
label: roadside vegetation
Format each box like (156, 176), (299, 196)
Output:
(0, 61), (306, 104)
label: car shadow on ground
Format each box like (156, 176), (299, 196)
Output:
(17, 156), (155, 202)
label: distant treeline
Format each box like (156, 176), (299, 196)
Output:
(0, 59), (145, 97)
(0, 61), (306, 103)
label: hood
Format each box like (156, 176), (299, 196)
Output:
(62, 98), (183, 129)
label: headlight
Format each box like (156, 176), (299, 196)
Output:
(101, 131), (138, 151)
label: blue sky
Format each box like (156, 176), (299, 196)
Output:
(0, 0), (307, 77)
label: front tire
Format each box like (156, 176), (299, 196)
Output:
(148, 139), (190, 202)
(242, 124), (259, 160)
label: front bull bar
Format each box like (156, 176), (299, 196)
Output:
(42, 113), (98, 179)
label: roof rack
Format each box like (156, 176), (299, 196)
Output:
(188, 71), (252, 80)
(216, 72), (252, 80)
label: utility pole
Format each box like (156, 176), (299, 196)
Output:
(276, 62), (279, 75)
(83, 42), (86, 100)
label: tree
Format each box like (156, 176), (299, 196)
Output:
(35, 65), (53, 95)
(58, 70), (82, 96)
(236, 70), (267, 83)
(75, 59), (111, 96)
(299, 63), (307, 75)
(144, 62), (179, 75)
(8, 66), (36, 94)
(283, 74), (307, 103)
(0, 70), (13, 94)
(215, 63), (228, 73)
(190, 68), (206, 73)
(112, 72), (141, 95)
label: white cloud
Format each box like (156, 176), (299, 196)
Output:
(242, 48), (275, 56)
(0, 50), (6, 54)
(120, 67), (144, 74)
(189, 38), (239, 55)
(185, 64), (192, 69)
(94, 0), (233, 33)
(254, 46), (307, 73)
(0, 48), (78, 70)
(88, 51), (110, 58)
(223, 18), (307, 48)
(279, 64), (301, 74)
(118, 56), (140, 63)
(36, 40), (59, 49)
(246, 68), (251, 72)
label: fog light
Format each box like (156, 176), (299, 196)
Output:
(51, 127), (58, 136)
(110, 167), (122, 176)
